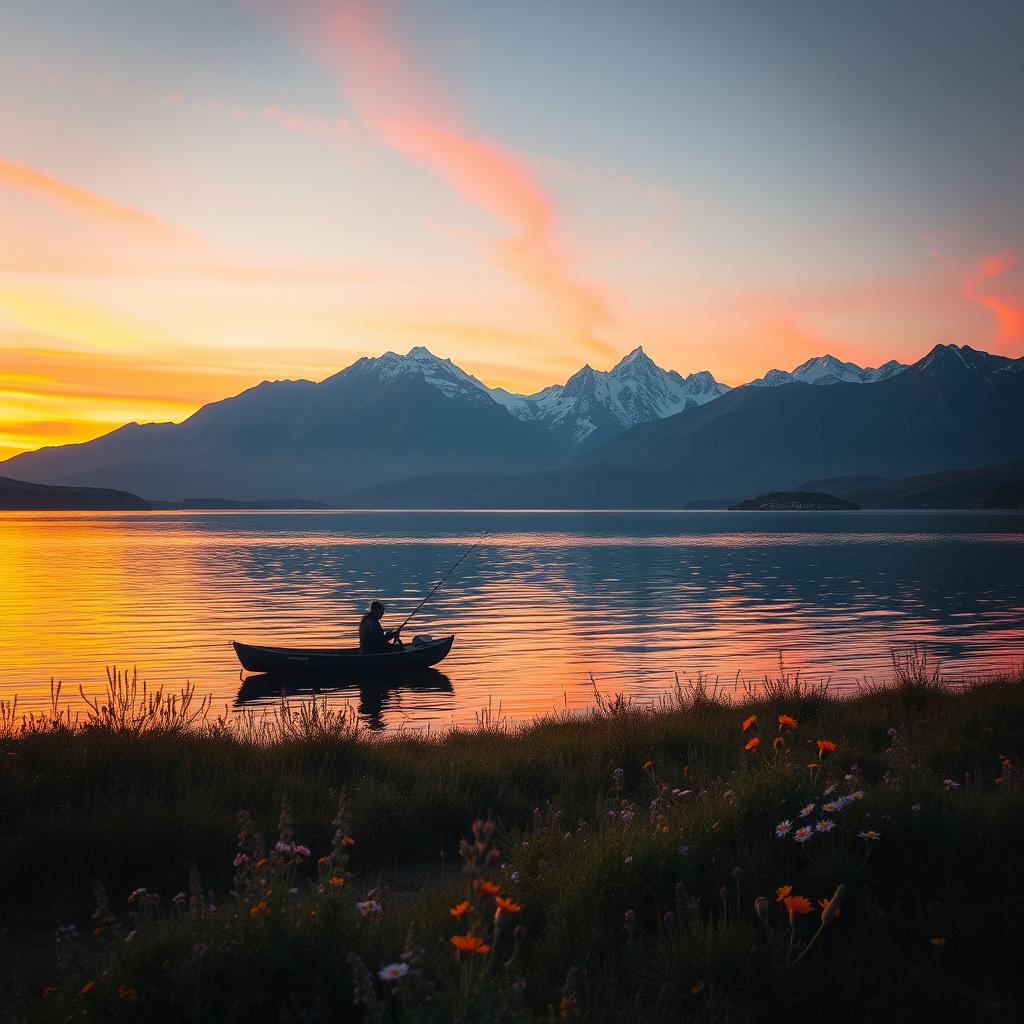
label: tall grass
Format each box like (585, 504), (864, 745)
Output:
(1, 659), (1023, 1021)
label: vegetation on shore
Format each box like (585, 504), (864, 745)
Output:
(2, 652), (1022, 1022)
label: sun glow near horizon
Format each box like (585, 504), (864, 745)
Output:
(2, 0), (1024, 459)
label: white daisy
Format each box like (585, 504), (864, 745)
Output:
(775, 819), (793, 838)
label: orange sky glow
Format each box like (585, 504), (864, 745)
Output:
(2, 0), (1023, 461)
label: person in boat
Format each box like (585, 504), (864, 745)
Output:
(358, 600), (403, 653)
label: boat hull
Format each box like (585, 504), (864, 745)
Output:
(232, 636), (455, 675)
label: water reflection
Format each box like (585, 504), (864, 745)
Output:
(236, 669), (454, 731)
(0, 510), (1021, 732)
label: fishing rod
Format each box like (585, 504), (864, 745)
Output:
(397, 532), (489, 632)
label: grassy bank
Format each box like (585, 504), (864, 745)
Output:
(2, 655), (1023, 1022)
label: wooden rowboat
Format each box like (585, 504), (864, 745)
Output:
(232, 635), (455, 675)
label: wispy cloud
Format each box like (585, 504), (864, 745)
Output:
(295, 0), (614, 359)
(0, 157), (198, 247)
(961, 251), (1024, 352)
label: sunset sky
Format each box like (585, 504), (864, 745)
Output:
(2, 0), (1024, 460)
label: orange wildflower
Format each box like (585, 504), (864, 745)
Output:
(328, 876), (345, 888)
(778, 714), (798, 729)
(816, 739), (837, 755)
(254, 858), (268, 870)
(745, 736), (760, 750)
(495, 896), (523, 913)
(449, 900), (471, 918)
(476, 880), (501, 895)
(642, 759), (653, 770)
(342, 836), (356, 846)
(690, 980), (705, 995)
(818, 897), (842, 918)
(249, 900), (269, 916)
(783, 894), (813, 915)
(450, 933), (490, 955)
(775, 884), (792, 902)
(80, 981), (96, 995)
(806, 762), (819, 770)
(742, 714), (757, 731)
(117, 985), (137, 1002)
(930, 937), (946, 948)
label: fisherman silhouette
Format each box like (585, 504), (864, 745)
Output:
(358, 600), (403, 653)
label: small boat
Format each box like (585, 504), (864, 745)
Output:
(232, 635), (455, 675)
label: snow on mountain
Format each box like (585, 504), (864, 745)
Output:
(747, 354), (908, 387)
(492, 346), (730, 446)
(361, 345), (730, 448)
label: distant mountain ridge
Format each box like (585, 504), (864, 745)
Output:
(748, 353), (907, 387)
(342, 344), (1024, 508)
(3, 342), (1018, 504)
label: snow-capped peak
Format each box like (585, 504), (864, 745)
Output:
(747, 354), (908, 387)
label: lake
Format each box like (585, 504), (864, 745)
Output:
(1, 510), (1022, 731)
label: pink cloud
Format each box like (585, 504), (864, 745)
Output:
(961, 251), (1024, 353)
(302, 0), (614, 357)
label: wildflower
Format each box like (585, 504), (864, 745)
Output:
(342, 835), (356, 846)
(773, 736), (785, 750)
(379, 962), (409, 981)
(117, 985), (137, 1002)
(317, 855), (331, 865)
(511, 871), (520, 883)
(254, 858), (268, 870)
(125, 930), (137, 942)
(127, 888), (147, 903)
(778, 714), (798, 729)
(450, 933), (490, 955)
(642, 759), (653, 770)
(943, 779), (961, 790)
(783, 894), (813, 915)
(822, 801), (839, 813)
(820, 884), (846, 924)
(815, 818), (836, 832)
(745, 736), (760, 751)
(620, 809), (635, 825)
(328, 876), (345, 888)
(690, 980), (705, 995)
(806, 762), (819, 770)
(172, 891), (186, 905)
(850, 790), (865, 801)
(799, 803), (815, 817)
(858, 830), (881, 841)
(476, 880), (501, 896)
(930, 937), (946, 948)
(250, 901), (269, 916)
(296, 844), (311, 858)
(793, 825), (814, 843)
(496, 896), (523, 913)
(449, 900), (470, 918)
(559, 993), (578, 1019)
(624, 908), (636, 924)
(624, 855), (633, 865)
(80, 981), (96, 995)
(911, 803), (922, 812)
(775, 884), (793, 902)
(823, 783), (837, 796)
(755, 896), (769, 920)
(742, 714), (756, 731)
(357, 900), (383, 917)
(816, 739), (837, 755)
(775, 819), (793, 838)
(233, 853), (249, 867)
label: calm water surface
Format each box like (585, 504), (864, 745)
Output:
(1, 510), (1022, 731)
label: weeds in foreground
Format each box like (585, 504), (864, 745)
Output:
(2, 663), (1023, 1021)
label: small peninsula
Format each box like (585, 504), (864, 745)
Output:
(729, 490), (860, 511)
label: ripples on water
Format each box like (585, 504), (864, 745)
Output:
(1, 510), (1022, 731)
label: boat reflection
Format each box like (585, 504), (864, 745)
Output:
(235, 668), (454, 730)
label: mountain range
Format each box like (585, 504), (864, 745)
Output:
(3, 342), (1021, 505)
